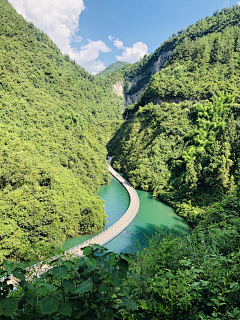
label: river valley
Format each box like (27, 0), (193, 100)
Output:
(63, 174), (189, 253)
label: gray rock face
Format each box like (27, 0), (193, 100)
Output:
(151, 50), (173, 74)
(112, 50), (173, 107)
(113, 81), (124, 97)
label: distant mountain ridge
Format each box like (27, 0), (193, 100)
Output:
(97, 61), (130, 77)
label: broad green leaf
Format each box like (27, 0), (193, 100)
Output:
(192, 282), (200, 288)
(120, 253), (132, 264)
(99, 284), (107, 293)
(117, 259), (128, 271)
(122, 297), (138, 310)
(36, 285), (48, 296)
(231, 284), (240, 292)
(45, 283), (56, 292)
(25, 293), (36, 304)
(108, 254), (115, 267)
(3, 262), (15, 274)
(59, 301), (73, 316)
(63, 260), (73, 271)
(13, 262), (25, 269)
(0, 298), (18, 316)
(75, 278), (93, 294)
(52, 265), (68, 279)
(39, 295), (59, 314)
(12, 270), (25, 281)
(83, 246), (93, 256)
(101, 251), (113, 258)
(110, 271), (122, 288)
(140, 301), (149, 310)
(230, 282), (238, 289)
(86, 258), (96, 269)
(119, 266), (127, 277)
(24, 281), (35, 292)
(63, 279), (76, 293)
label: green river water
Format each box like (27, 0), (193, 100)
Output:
(63, 175), (189, 253)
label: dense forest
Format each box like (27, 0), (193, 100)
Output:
(101, 5), (240, 106)
(0, 0), (124, 263)
(1, 1), (240, 319)
(97, 61), (129, 77)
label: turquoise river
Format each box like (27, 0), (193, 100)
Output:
(63, 175), (189, 253)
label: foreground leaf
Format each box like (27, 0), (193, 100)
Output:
(122, 297), (138, 310)
(75, 278), (93, 293)
(52, 265), (68, 279)
(0, 297), (18, 316)
(39, 295), (59, 314)
(59, 301), (73, 316)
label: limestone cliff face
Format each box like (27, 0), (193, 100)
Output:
(151, 50), (173, 74)
(125, 87), (145, 106)
(124, 50), (173, 107)
(113, 81), (124, 97)
(113, 50), (173, 106)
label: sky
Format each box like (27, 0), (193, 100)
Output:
(8, 0), (240, 74)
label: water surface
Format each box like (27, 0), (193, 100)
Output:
(63, 176), (189, 252)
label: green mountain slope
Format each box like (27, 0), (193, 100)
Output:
(109, 6), (240, 225)
(97, 61), (130, 77)
(0, 0), (124, 262)
(106, 5), (240, 107)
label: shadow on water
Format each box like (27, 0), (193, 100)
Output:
(130, 223), (190, 249)
(64, 174), (191, 254)
(104, 219), (190, 254)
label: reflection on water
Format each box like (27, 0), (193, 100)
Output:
(63, 176), (190, 253)
(62, 176), (129, 250)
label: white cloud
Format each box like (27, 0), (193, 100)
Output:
(8, 0), (110, 73)
(237, 1), (240, 6)
(116, 42), (148, 64)
(108, 35), (124, 49)
(74, 36), (82, 43)
(71, 40), (111, 74)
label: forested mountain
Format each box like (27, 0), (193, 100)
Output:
(0, 0), (124, 262)
(97, 61), (129, 77)
(105, 6), (240, 319)
(1, 1), (240, 319)
(107, 5), (240, 107)
(109, 5), (240, 225)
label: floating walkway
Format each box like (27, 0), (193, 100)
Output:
(66, 164), (140, 256)
(27, 164), (139, 277)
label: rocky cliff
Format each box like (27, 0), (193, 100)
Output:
(113, 50), (173, 106)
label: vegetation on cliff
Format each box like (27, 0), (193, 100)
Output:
(1, 1), (240, 319)
(0, 0), (124, 263)
(97, 61), (129, 77)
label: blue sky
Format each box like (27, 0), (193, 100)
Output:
(9, 0), (240, 74)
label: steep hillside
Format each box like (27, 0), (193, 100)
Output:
(0, 0), (124, 262)
(109, 6), (240, 225)
(97, 61), (129, 77)
(108, 5), (240, 107)
(109, 95), (240, 224)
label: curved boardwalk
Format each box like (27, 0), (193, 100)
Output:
(27, 164), (139, 277)
(66, 164), (140, 256)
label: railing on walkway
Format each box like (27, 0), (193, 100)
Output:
(66, 165), (140, 256)
(26, 164), (139, 276)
